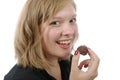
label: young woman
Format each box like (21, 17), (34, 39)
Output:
(4, 0), (100, 80)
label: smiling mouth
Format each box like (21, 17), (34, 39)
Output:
(57, 40), (71, 45)
(56, 40), (71, 49)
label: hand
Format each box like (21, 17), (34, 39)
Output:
(70, 48), (100, 80)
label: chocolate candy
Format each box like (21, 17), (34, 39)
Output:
(77, 45), (88, 55)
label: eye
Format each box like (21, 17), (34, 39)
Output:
(69, 18), (76, 23)
(50, 21), (60, 26)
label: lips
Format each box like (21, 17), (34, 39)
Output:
(56, 40), (71, 49)
(56, 40), (71, 45)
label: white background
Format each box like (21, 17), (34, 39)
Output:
(0, 0), (120, 80)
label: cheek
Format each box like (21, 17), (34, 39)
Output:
(74, 25), (78, 34)
(49, 29), (61, 39)
(73, 25), (79, 40)
(43, 28), (60, 44)
(42, 28), (50, 48)
(42, 29), (60, 52)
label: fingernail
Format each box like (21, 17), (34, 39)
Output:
(84, 64), (88, 68)
(74, 50), (79, 55)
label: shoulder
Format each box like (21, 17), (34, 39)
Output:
(4, 64), (48, 80)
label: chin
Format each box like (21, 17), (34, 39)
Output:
(60, 53), (71, 60)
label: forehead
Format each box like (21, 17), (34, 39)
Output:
(51, 4), (76, 20)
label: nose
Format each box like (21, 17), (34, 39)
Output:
(62, 24), (74, 37)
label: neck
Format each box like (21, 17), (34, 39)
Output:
(45, 55), (62, 80)
(45, 60), (62, 80)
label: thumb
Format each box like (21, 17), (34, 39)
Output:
(71, 50), (80, 70)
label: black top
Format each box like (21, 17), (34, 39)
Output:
(4, 59), (72, 80)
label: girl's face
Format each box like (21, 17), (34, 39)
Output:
(42, 4), (78, 59)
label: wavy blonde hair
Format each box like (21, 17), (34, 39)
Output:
(14, 0), (76, 69)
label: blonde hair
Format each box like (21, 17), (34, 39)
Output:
(14, 0), (76, 69)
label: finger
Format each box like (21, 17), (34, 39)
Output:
(71, 50), (80, 70)
(87, 48), (100, 72)
(84, 64), (88, 68)
(87, 48), (99, 60)
(78, 59), (90, 70)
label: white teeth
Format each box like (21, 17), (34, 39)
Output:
(59, 40), (71, 45)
